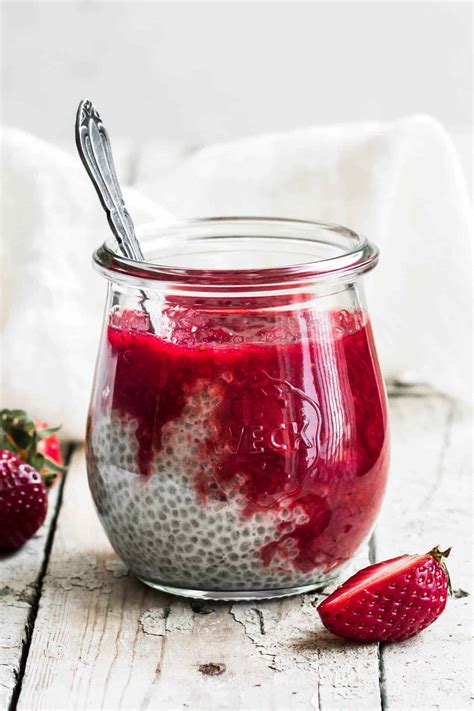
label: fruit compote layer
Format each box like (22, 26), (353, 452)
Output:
(87, 303), (389, 591)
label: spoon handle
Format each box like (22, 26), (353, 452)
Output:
(75, 99), (144, 261)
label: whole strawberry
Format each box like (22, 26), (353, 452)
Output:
(0, 450), (48, 550)
(317, 546), (451, 643)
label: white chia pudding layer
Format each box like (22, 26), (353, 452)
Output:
(87, 407), (331, 592)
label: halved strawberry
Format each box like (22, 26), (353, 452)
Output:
(317, 546), (451, 642)
(1, 409), (65, 488)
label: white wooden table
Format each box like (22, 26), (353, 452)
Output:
(1, 392), (472, 711)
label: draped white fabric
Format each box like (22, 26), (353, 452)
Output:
(1, 116), (471, 439)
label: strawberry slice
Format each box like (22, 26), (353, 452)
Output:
(317, 546), (451, 642)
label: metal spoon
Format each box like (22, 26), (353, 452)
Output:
(75, 99), (152, 326)
(75, 99), (145, 261)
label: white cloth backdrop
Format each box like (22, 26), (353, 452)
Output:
(0, 115), (471, 440)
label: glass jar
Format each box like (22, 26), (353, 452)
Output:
(86, 218), (389, 600)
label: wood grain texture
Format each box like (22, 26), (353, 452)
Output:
(0, 483), (61, 709)
(10, 396), (473, 711)
(376, 396), (472, 711)
(16, 450), (379, 711)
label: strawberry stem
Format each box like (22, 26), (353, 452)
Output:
(429, 545), (451, 562)
(429, 545), (453, 595)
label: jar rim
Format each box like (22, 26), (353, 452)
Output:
(93, 216), (379, 289)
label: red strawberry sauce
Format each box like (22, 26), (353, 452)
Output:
(97, 306), (389, 575)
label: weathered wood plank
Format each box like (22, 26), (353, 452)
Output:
(15, 449), (165, 711)
(17, 396), (471, 711)
(17, 447), (380, 711)
(0, 473), (63, 709)
(376, 397), (472, 711)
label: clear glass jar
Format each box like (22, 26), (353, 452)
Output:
(86, 218), (389, 600)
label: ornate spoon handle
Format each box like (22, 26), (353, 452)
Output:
(75, 99), (144, 261)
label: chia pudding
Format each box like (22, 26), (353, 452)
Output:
(86, 304), (389, 596)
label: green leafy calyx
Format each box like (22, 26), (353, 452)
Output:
(0, 408), (65, 488)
